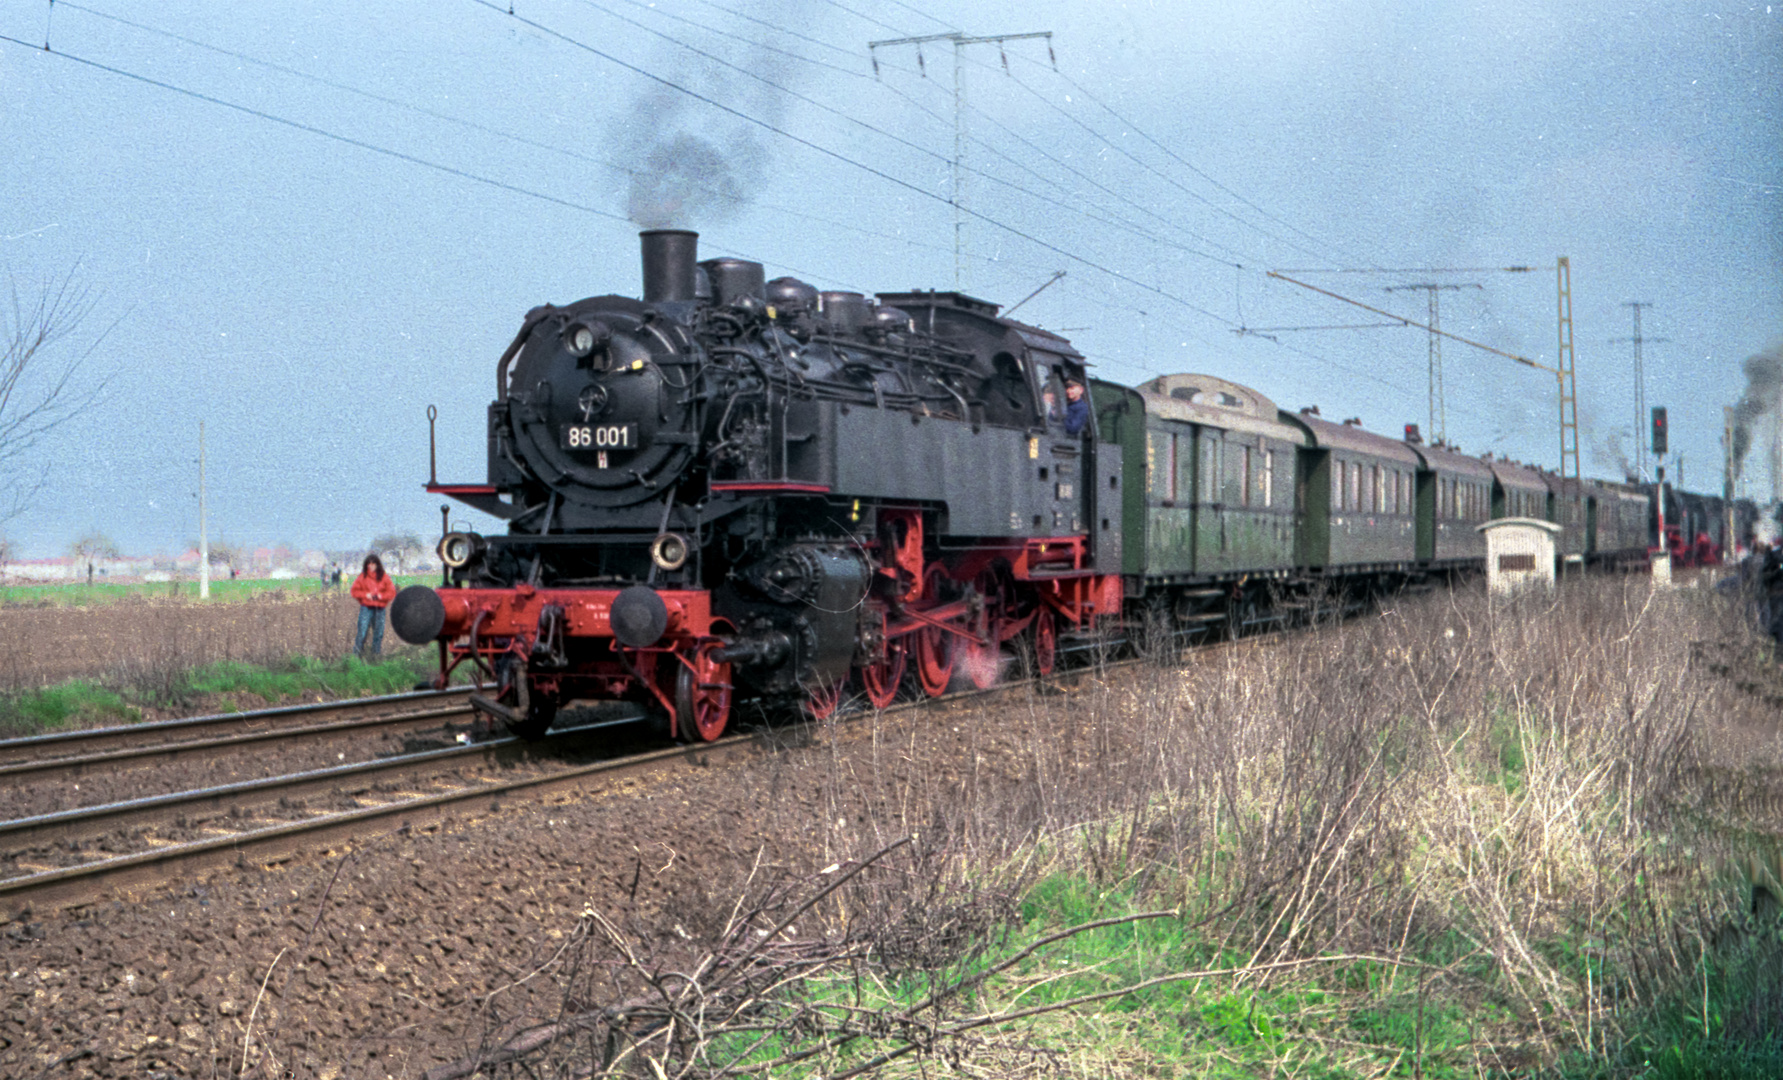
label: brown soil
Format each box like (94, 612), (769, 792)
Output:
(0, 676), (1124, 1079)
(0, 594), (360, 691)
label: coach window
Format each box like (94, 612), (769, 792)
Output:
(1350, 461), (1361, 512)
(1263, 448), (1275, 508)
(1241, 445), (1253, 507)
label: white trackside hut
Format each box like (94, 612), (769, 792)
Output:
(1476, 517), (1562, 595)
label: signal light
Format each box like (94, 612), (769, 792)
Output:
(1651, 407), (1668, 456)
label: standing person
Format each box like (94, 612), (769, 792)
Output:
(351, 554), (397, 659)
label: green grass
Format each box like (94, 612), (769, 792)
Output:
(0, 652), (440, 736)
(0, 574), (437, 606)
(702, 868), (1522, 1080)
(2, 680), (144, 730)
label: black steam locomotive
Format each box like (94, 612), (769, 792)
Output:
(392, 230), (1746, 740)
(393, 230), (1120, 739)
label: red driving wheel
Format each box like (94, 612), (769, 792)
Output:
(960, 571), (1003, 690)
(674, 643), (734, 743)
(860, 641), (907, 709)
(916, 565), (954, 697)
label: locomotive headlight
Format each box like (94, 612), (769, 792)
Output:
(650, 532), (691, 572)
(561, 319), (610, 361)
(438, 531), (484, 569)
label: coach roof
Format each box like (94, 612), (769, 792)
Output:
(1137, 373), (1306, 444)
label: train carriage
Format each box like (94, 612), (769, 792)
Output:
(1539, 473), (1591, 566)
(1407, 442), (1494, 565)
(1590, 479), (1652, 568)
(1284, 412), (1421, 571)
(1132, 375), (1303, 580)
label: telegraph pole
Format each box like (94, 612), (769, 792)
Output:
(1611, 302), (1666, 481)
(869, 29), (1054, 291)
(1383, 282), (1480, 446)
(198, 420), (209, 600)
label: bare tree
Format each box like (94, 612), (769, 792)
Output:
(67, 531), (121, 563)
(370, 531), (424, 573)
(67, 530), (121, 583)
(1, 269), (111, 522)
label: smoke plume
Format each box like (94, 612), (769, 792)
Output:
(624, 125), (765, 229)
(1729, 340), (1783, 482)
(606, 4), (802, 231)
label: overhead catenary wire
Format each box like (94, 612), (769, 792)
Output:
(568, 0), (1244, 271)
(1015, 52), (1368, 268)
(4, 10), (1460, 410)
(611, 0), (1262, 273)
(32, 3), (1012, 288)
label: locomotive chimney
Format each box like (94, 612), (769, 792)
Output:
(640, 229), (698, 303)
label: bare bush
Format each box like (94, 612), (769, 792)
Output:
(0, 591), (368, 692)
(422, 575), (1776, 1076)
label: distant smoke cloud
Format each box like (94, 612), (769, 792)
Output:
(1588, 427), (1634, 482)
(1729, 341), (1783, 482)
(624, 124), (765, 230)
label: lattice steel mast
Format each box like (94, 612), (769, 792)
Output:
(869, 29), (1054, 291)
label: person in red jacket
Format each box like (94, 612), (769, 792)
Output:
(350, 554), (398, 658)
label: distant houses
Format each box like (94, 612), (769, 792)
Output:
(1, 545), (438, 583)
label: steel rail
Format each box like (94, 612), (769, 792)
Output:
(0, 686), (476, 766)
(0, 702), (475, 785)
(0, 736), (532, 860)
(0, 735), (757, 919)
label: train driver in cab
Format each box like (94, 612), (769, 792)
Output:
(1041, 369), (1089, 437)
(1062, 378), (1089, 436)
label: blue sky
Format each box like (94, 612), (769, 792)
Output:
(1, 0), (1777, 556)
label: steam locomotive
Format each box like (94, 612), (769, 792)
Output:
(390, 230), (1746, 740)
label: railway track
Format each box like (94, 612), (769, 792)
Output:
(0, 633), (1283, 921)
(0, 686), (476, 768)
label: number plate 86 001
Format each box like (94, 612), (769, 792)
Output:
(561, 423), (638, 452)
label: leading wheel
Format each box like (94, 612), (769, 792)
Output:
(675, 643), (734, 742)
(860, 641), (906, 709)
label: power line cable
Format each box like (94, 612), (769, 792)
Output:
(990, 60), (1334, 266)
(610, 0), (1250, 269)
(1009, 50), (1369, 267)
(39, 3), (1008, 280)
(0, 31), (637, 225)
(812, 0), (910, 38)
(566, 0), (1237, 268)
(2, 19), (1448, 418)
